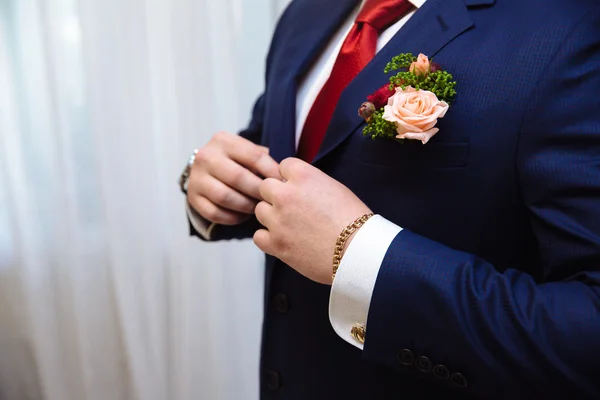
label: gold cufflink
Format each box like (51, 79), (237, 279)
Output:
(351, 324), (366, 344)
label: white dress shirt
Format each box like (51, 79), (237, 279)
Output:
(188, 0), (425, 350)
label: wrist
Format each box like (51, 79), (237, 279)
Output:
(341, 229), (359, 258)
(342, 208), (373, 255)
(332, 211), (374, 282)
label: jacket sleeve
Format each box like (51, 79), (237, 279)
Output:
(363, 8), (600, 399)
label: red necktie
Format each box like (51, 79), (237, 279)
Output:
(297, 0), (415, 163)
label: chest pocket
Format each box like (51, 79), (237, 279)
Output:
(361, 138), (470, 170)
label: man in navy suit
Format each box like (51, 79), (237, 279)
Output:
(180, 0), (600, 398)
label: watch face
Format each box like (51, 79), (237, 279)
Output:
(180, 149), (198, 194)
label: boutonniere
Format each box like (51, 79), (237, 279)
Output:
(358, 53), (457, 144)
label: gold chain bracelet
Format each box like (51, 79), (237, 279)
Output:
(332, 213), (374, 281)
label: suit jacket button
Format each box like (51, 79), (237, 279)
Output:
(433, 364), (450, 380)
(450, 372), (468, 388)
(274, 293), (289, 314)
(266, 370), (281, 391)
(397, 349), (415, 366)
(415, 356), (433, 373)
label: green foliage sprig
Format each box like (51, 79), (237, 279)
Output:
(389, 70), (457, 103)
(362, 109), (398, 141)
(383, 53), (416, 73)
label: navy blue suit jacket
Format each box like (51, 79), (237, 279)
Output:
(190, 0), (600, 398)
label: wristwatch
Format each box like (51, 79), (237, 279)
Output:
(179, 149), (198, 194)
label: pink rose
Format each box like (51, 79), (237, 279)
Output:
(409, 53), (430, 76)
(382, 86), (449, 144)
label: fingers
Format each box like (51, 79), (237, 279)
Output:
(253, 153), (282, 180)
(188, 195), (250, 226)
(278, 157), (307, 181)
(195, 175), (258, 214)
(210, 158), (264, 200)
(253, 228), (274, 256)
(259, 178), (285, 206)
(213, 132), (282, 180)
(254, 200), (274, 228)
(258, 145), (270, 154)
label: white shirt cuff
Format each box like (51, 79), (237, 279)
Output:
(328, 215), (402, 349)
(185, 200), (217, 240)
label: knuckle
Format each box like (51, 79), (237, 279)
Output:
(188, 174), (207, 197)
(186, 190), (196, 206)
(270, 228), (284, 245)
(258, 177), (270, 190)
(255, 200), (267, 216)
(258, 179), (271, 199)
(248, 149), (265, 167)
(213, 131), (229, 142)
(275, 185), (291, 204)
(260, 180), (279, 204)
(186, 178), (197, 196)
(241, 202), (256, 215)
(193, 200), (215, 222)
(203, 207), (220, 222)
(237, 197), (256, 214)
(194, 147), (211, 164)
(188, 195), (201, 215)
(201, 205), (234, 225)
(221, 214), (241, 226)
(271, 190), (284, 205)
(280, 157), (294, 170)
(274, 236), (290, 258)
(259, 177), (272, 191)
(253, 229), (269, 250)
(229, 167), (247, 187)
(252, 230), (260, 245)
(213, 187), (233, 206)
(280, 157), (302, 176)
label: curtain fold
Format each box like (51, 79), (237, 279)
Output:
(0, 0), (287, 398)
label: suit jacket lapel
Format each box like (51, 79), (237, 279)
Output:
(263, 0), (360, 299)
(266, 0), (360, 162)
(312, 0), (494, 164)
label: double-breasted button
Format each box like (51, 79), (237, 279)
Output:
(274, 293), (289, 314)
(450, 372), (468, 388)
(397, 349), (415, 366)
(266, 370), (281, 391)
(415, 356), (433, 373)
(433, 364), (450, 380)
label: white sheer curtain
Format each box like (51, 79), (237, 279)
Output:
(0, 0), (289, 398)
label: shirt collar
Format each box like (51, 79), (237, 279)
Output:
(359, 0), (425, 10)
(408, 0), (426, 8)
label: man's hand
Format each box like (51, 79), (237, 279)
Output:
(253, 158), (372, 285)
(187, 131), (281, 225)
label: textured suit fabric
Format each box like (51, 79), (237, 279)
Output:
(190, 0), (600, 398)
